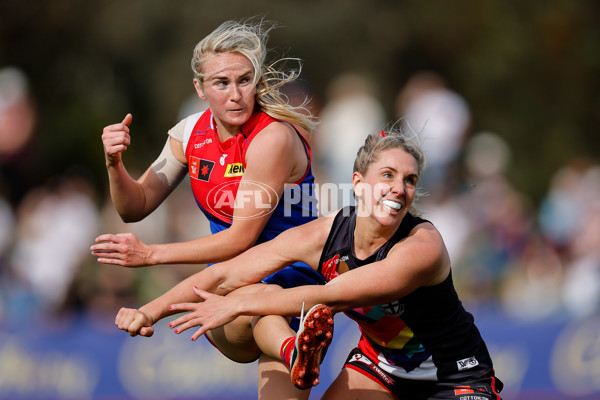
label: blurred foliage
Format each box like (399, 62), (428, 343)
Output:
(1, 0), (598, 204)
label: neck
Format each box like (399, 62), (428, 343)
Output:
(353, 214), (400, 259)
(213, 117), (240, 141)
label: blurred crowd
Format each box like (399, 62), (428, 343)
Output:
(1, 65), (599, 326)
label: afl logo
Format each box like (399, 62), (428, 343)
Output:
(207, 180), (279, 220)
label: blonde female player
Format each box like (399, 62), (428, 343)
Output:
(92, 19), (325, 398)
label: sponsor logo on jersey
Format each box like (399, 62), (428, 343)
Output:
(321, 254), (351, 281)
(454, 386), (475, 395)
(455, 385), (489, 399)
(189, 157), (214, 182)
(193, 138), (212, 149)
(224, 163), (245, 177)
(456, 356), (479, 371)
(321, 255), (340, 281)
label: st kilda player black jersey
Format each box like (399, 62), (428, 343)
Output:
(318, 206), (495, 381)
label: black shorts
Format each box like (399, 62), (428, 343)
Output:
(344, 347), (503, 400)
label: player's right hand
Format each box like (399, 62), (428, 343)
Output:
(102, 113), (133, 167)
(115, 307), (155, 337)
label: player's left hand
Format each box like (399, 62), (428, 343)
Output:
(167, 287), (240, 341)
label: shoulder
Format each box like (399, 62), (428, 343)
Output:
(403, 220), (446, 258)
(389, 220), (450, 285)
(246, 121), (298, 159)
(257, 119), (297, 141)
(168, 112), (203, 142)
(409, 221), (444, 245)
(247, 111), (297, 140)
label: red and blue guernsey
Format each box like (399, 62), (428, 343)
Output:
(318, 206), (496, 383)
(184, 109), (325, 287)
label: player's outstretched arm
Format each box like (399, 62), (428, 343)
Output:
(157, 215), (336, 339)
(167, 221), (450, 340)
(113, 215), (333, 338)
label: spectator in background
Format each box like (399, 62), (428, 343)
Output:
(561, 204), (600, 318)
(0, 67), (34, 321)
(539, 160), (600, 318)
(0, 66), (39, 207)
(395, 71), (471, 198)
(449, 131), (566, 320)
(314, 73), (385, 213)
(428, 131), (535, 312)
(5, 173), (100, 321)
(279, 79), (321, 118)
(538, 158), (598, 256)
(0, 67), (36, 311)
(0, 67), (106, 322)
(499, 232), (564, 320)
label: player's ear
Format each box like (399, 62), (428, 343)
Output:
(194, 79), (206, 100)
(352, 172), (364, 197)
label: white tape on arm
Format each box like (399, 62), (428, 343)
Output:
(151, 139), (187, 189)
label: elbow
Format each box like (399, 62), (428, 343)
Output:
(327, 302), (341, 314)
(111, 193), (152, 223)
(116, 205), (149, 223)
(325, 300), (349, 315)
(212, 266), (240, 295)
(119, 213), (143, 224)
(120, 215), (140, 224)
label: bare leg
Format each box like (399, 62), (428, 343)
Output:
(205, 316), (260, 363)
(253, 312), (295, 360)
(322, 368), (394, 400)
(251, 286), (309, 398)
(253, 293), (334, 396)
(257, 354), (311, 400)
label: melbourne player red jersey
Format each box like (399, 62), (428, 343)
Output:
(185, 108), (311, 225)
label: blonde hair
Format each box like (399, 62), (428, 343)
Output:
(353, 124), (427, 214)
(191, 19), (316, 132)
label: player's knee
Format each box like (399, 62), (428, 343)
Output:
(205, 328), (261, 363)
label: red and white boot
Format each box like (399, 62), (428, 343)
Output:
(289, 304), (334, 390)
